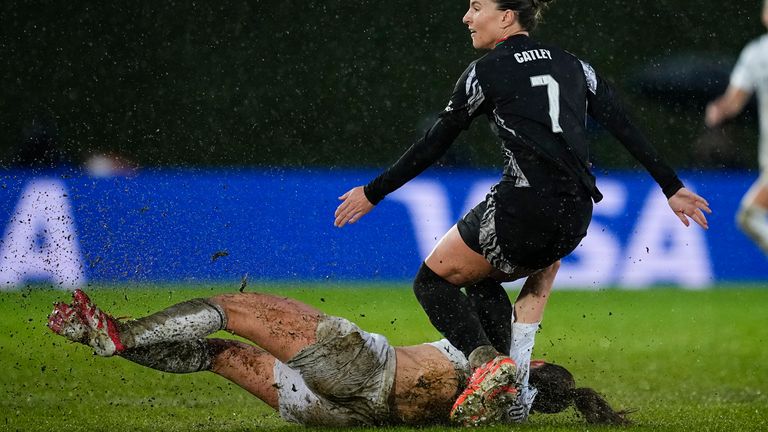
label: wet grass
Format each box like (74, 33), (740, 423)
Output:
(1, 283), (767, 431)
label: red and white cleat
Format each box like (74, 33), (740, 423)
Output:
(449, 355), (522, 426)
(47, 302), (87, 343)
(71, 289), (125, 356)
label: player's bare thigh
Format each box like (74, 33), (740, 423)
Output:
(209, 293), (324, 362)
(425, 225), (535, 286)
(425, 225), (493, 285)
(208, 338), (279, 410)
(425, 225), (536, 285)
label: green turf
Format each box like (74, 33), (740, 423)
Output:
(1, 283), (767, 431)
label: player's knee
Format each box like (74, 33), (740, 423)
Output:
(736, 205), (753, 232)
(413, 262), (436, 292)
(533, 260), (560, 283)
(413, 263), (454, 298)
(207, 338), (248, 372)
(207, 294), (234, 312)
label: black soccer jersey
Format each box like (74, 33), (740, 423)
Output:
(364, 34), (683, 205)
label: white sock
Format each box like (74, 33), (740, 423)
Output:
(122, 299), (227, 349)
(509, 321), (539, 390)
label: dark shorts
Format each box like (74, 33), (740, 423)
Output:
(457, 185), (592, 273)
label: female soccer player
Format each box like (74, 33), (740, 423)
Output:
(706, 0), (768, 255)
(47, 289), (629, 427)
(334, 0), (711, 420)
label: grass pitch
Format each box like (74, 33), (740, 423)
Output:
(1, 283), (767, 432)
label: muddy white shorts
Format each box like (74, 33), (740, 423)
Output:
(274, 315), (397, 426)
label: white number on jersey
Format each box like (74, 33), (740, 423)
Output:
(530, 74), (563, 133)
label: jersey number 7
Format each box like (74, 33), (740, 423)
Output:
(530, 74), (563, 133)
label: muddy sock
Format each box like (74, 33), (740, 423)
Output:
(412, 263), (491, 359)
(466, 278), (513, 354)
(467, 344), (501, 369)
(120, 339), (218, 373)
(119, 299), (227, 349)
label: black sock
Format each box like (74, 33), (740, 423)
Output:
(120, 339), (216, 373)
(412, 263), (491, 358)
(466, 278), (513, 354)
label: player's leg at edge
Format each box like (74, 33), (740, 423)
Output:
(736, 174), (768, 254)
(509, 260), (560, 417)
(417, 226), (561, 425)
(47, 289), (325, 363)
(47, 290), (330, 409)
(460, 261), (559, 424)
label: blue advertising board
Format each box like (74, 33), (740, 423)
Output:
(0, 168), (765, 290)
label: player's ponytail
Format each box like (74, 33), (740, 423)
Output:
(529, 361), (632, 425)
(494, 0), (554, 31)
(571, 387), (632, 425)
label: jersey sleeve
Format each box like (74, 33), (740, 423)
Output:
(730, 42), (758, 93)
(443, 61), (488, 123)
(363, 63), (486, 205)
(582, 61), (684, 198)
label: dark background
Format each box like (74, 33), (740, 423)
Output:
(1, 0), (764, 170)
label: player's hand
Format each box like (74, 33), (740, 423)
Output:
(704, 102), (723, 128)
(667, 187), (711, 229)
(334, 186), (374, 228)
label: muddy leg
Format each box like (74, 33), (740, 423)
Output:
(121, 338), (280, 410)
(210, 292), (324, 362)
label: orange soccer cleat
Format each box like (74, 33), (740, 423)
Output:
(450, 355), (524, 426)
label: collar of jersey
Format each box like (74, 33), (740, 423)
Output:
(495, 34), (528, 47)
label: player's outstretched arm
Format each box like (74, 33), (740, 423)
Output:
(667, 187), (711, 229)
(334, 186), (374, 228)
(705, 86), (751, 128)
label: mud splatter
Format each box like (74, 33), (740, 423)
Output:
(211, 250), (229, 262)
(239, 274), (248, 292)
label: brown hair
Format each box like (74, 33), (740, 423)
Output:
(493, 0), (555, 31)
(528, 361), (632, 425)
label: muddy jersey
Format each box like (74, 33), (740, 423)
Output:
(364, 34), (683, 205)
(731, 33), (768, 170)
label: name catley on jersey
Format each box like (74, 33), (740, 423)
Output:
(364, 34), (682, 206)
(444, 34), (683, 201)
